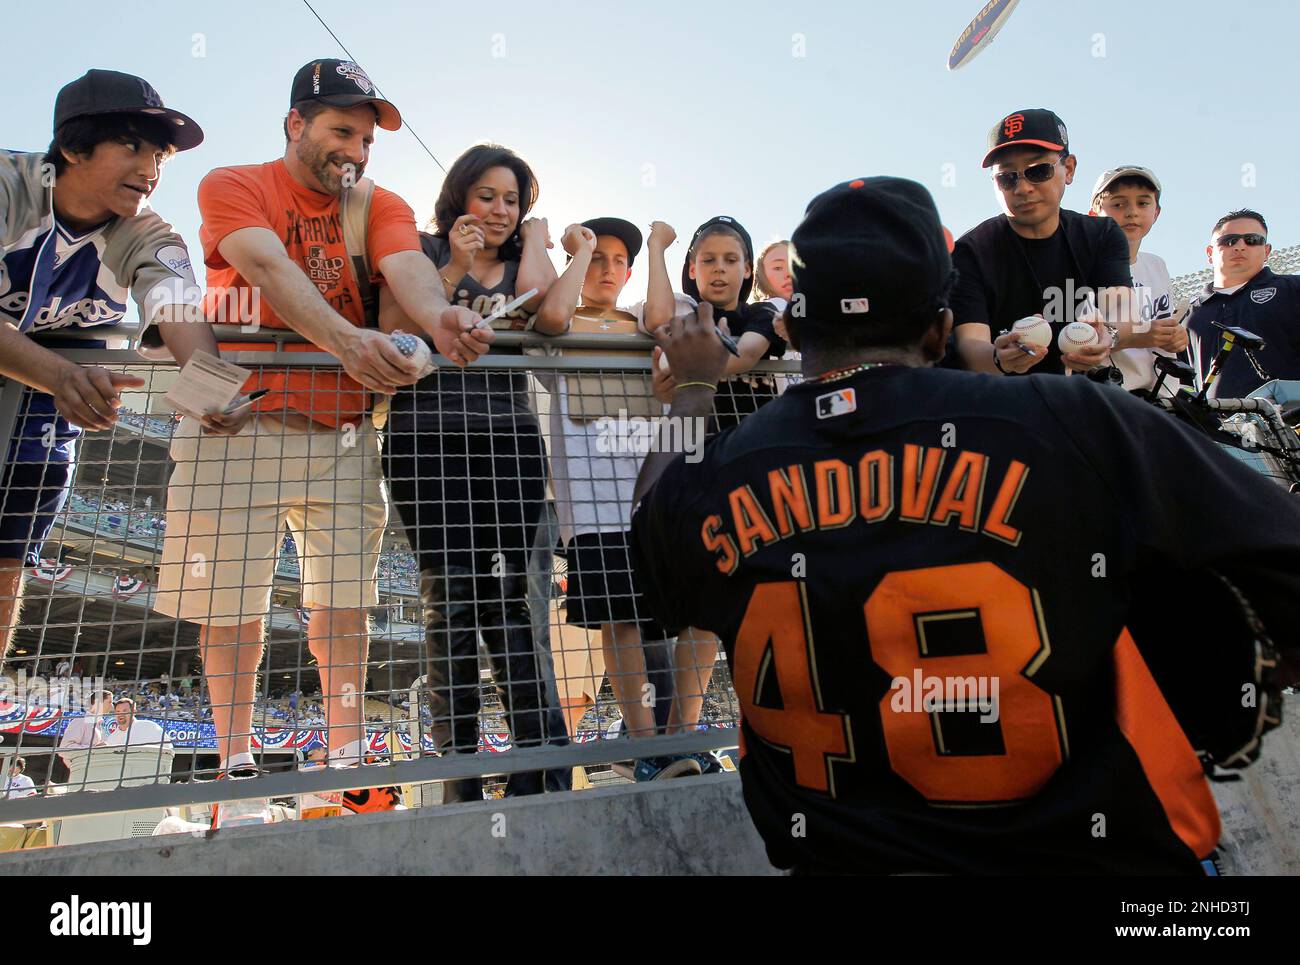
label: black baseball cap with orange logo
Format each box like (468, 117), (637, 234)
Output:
(982, 108), (1069, 167)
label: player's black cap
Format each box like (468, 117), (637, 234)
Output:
(681, 215), (755, 305)
(790, 176), (953, 325)
(982, 108), (1069, 167)
(582, 217), (643, 265)
(290, 59), (402, 131)
(54, 69), (204, 151)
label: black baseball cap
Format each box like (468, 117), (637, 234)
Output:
(290, 59), (401, 131)
(582, 217), (643, 265)
(790, 177), (953, 326)
(982, 108), (1070, 167)
(53, 69), (204, 151)
(681, 215), (756, 305)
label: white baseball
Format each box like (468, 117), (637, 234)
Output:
(1058, 321), (1101, 354)
(1010, 316), (1052, 348)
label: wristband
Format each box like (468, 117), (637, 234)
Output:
(993, 351), (1008, 374)
(675, 381), (717, 391)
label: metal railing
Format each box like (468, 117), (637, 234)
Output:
(0, 327), (797, 833)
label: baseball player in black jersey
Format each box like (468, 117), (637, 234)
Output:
(628, 176), (1300, 875)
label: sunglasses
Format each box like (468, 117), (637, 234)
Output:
(1215, 232), (1267, 248)
(993, 159), (1063, 191)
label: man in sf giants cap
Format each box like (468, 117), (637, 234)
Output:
(949, 108), (1135, 378)
(628, 176), (1300, 874)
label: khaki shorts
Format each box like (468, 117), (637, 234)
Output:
(549, 599), (606, 704)
(154, 415), (387, 626)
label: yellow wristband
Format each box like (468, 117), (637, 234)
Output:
(675, 381), (717, 391)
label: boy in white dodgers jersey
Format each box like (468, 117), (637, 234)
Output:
(0, 69), (241, 665)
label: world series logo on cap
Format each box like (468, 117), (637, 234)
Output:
(336, 62), (375, 93)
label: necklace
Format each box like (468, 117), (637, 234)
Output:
(805, 361), (892, 384)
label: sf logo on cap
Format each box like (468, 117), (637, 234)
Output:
(1003, 113), (1024, 137)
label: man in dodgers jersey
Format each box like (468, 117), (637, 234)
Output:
(629, 176), (1299, 875)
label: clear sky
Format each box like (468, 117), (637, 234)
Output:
(4, 0), (1296, 298)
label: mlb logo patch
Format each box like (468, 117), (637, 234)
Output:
(1251, 287), (1277, 304)
(816, 388), (857, 419)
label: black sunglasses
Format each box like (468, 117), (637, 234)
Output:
(1215, 232), (1267, 248)
(992, 159), (1063, 191)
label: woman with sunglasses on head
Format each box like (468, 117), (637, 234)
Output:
(381, 143), (568, 801)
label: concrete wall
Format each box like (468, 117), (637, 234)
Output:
(1211, 704), (1300, 875)
(6, 706), (1296, 876)
(5, 774), (781, 876)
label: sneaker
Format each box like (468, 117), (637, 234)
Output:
(633, 756), (702, 782)
(342, 785), (402, 814)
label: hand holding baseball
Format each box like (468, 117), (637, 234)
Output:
(1061, 319), (1109, 372)
(992, 330), (1044, 374)
(650, 302), (728, 388)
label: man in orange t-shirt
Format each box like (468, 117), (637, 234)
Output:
(154, 58), (493, 784)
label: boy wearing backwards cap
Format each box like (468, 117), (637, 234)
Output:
(629, 175), (1298, 874)
(0, 69), (226, 667)
(1089, 166), (1188, 393)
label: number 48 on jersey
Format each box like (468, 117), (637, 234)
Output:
(731, 562), (1068, 804)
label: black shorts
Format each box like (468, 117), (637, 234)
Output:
(564, 530), (665, 634)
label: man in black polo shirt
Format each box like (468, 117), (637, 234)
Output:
(950, 108), (1135, 376)
(1186, 209), (1300, 398)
